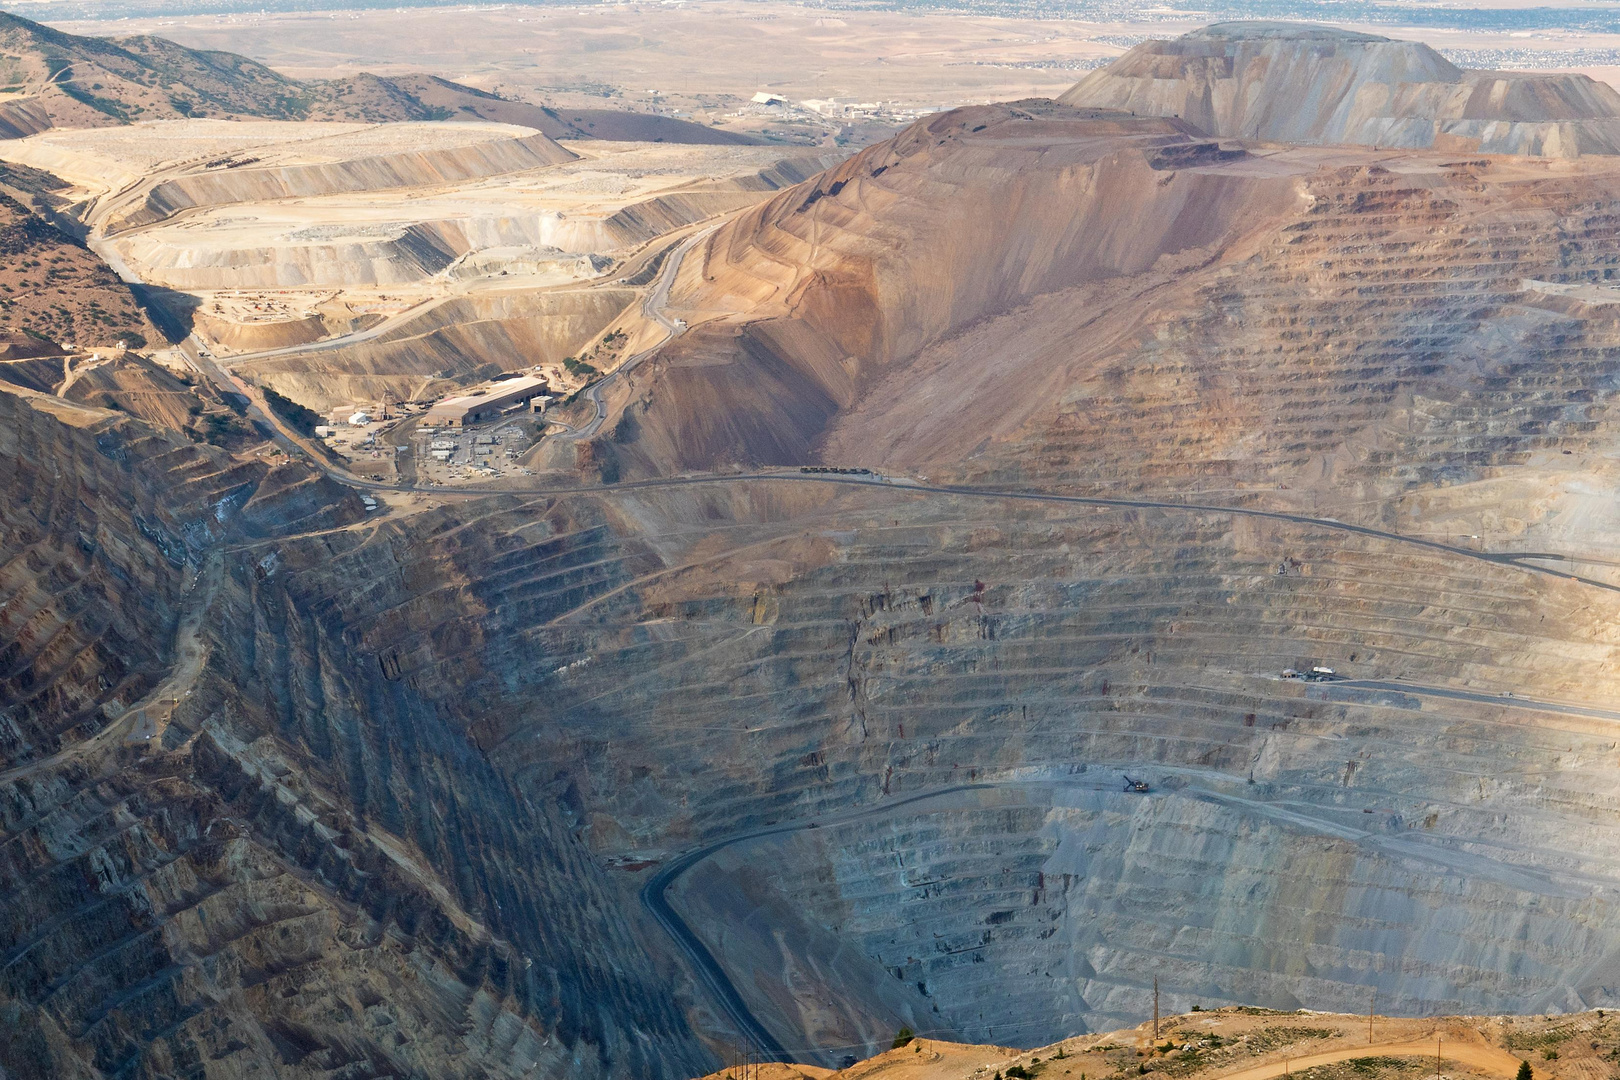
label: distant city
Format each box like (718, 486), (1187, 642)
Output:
(1441, 47), (1620, 70)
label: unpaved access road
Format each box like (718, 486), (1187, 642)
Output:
(1209, 1035), (1524, 1080)
(555, 223), (717, 442)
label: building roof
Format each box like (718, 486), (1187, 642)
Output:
(427, 375), (549, 417)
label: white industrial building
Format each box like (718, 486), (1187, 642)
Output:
(424, 375), (549, 428)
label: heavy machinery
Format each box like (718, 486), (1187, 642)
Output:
(1123, 775), (1150, 793)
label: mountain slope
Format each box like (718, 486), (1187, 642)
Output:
(0, 161), (154, 351)
(0, 10), (752, 144)
(20, 17), (1620, 1076)
(0, 383), (715, 1080)
(502, 92), (1620, 1056)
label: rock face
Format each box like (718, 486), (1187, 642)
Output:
(1060, 23), (1620, 157)
(0, 389), (710, 1080)
(25, 25), (1620, 1079)
(520, 93), (1620, 1062)
(589, 102), (1297, 478)
(237, 287), (640, 410)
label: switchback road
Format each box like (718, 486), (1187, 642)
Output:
(641, 783), (1005, 1063)
(555, 223), (717, 442)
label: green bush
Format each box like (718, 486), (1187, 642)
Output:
(1517, 1061), (1533, 1080)
(891, 1027), (914, 1050)
(262, 386), (322, 437)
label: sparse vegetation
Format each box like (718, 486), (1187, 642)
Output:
(262, 386), (322, 437)
(562, 355), (598, 376)
(1507, 1027), (1573, 1052)
(1244, 1028), (1342, 1053)
(1294, 1057), (1427, 1080)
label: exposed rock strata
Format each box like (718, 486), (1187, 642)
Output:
(512, 97), (1620, 1060)
(0, 389), (709, 1079)
(21, 35), (1620, 1078)
(240, 287), (639, 410)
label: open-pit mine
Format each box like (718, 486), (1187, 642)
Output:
(11, 12), (1620, 1080)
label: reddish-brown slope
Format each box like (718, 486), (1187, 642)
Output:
(590, 101), (1305, 478)
(587, 99), (1620, 523)
(0, 188), (154, 351)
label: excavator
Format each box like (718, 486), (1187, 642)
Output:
(1122, 775), (1150, 793)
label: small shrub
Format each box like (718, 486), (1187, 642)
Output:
(262, 387), (321, 437)
(892, 1027), (914, 1050)
(1517, 1060), (1532, 1080)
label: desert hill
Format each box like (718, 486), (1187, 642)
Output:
(0, 160), (154, 351)
(588, 90), (1620, 511)
(372, 73), (761, 145)
(574, 101), (1271, 478)
(1059, 23), (1620, 157)
(0, 9), (747, 144)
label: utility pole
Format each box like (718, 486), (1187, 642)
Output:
(1436, 1034), (1442, 1080)
(1153, 977), (1160, 1041)
(1369, 989), (1376, 1044)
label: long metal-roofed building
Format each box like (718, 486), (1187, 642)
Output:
(425, 375), (549, 428)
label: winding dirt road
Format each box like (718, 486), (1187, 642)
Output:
(1210, 1035), (1524, 1080)
(555, 223), (717, 442)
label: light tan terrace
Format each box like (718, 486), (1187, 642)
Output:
(0, 118), (843, 370)
(0, 118), (518, 193)
(106, 138), (840, 292)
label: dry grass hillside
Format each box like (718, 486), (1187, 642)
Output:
(693, 1009), (1607, 1080)
(0, 10), (744, 144)
(0, 163), (152, 351)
